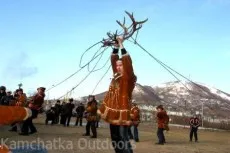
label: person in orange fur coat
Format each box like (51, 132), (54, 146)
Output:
(9, 88), (27, 132)
(83, 95), (98, 138)
(98, 36), (137, 153)
(0, 106), (32, 153)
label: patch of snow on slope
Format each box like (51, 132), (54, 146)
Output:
(194, 82), (230, 101)
(133, 84), (146, 95)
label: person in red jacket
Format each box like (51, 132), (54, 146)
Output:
(129, 102), (140, 142)
(19, 87), (46, 135)
(155, 105), (167, 145)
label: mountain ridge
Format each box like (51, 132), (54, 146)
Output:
(91, 81), (230, 119)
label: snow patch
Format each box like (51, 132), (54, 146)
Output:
(133, 85), (146, 95)
(152, 81), (230, 102)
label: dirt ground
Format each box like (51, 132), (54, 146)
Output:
(1, 115), (230, 153)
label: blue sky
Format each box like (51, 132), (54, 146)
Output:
(0, 0), (229, 99)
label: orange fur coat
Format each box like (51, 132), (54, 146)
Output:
(0, 106), (32, 153)
(98, 49), (136, 125)
(0, 106), (32, 125)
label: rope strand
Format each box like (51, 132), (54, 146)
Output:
(131, 37), (224, 102)
(91, 65), (111, 95)
(46, 41), (105, 92)
(58, 47), (109, 99)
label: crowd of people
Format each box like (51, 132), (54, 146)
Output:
(0, 86), (200, 152)
(44, 95), (141, 140)
(0, 85), (46, 135)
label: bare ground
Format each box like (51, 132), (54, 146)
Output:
(1, 115), (230, 153)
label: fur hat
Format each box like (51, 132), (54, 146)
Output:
(0, 86), (6, 91)
(6, 90), (12, 93)
(156, 105), (164, 110)
(18, 88), (23, 92)
(37, 87), (46, 91)
(88, 95), (95, 100)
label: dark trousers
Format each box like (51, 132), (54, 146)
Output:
(128, 127), (133, 139)
(190, 127), (198, 141)
(21, 109), (38, 134)
(66, 115), (71, 126)
(110, 124), (133, 153)
(45, 118), (55, 125)
(54, 115), (60, 124)
(60, 115), (71, 126)
(75, 117), (83, 126)
(60, 115), (66, 125)
(157, 128), (165, 144)
(129, 125), (139, 142)
(85, 121), (97, 137)
(95, 121), (99, 128)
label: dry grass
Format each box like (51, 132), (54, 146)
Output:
(1, 115), (230, 153)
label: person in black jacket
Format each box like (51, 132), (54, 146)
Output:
(62, 98), (75, 127)
(54, 100), (62, 124)
(1, 91), (14, 106)
(189, 115), (200, 142)
(75, 102), (85, 126)
(45, 105), (56, 125)
(60, 101), (66, 125)
(0, 86), (7, 105)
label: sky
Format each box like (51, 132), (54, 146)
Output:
(0, 0), (230, 100)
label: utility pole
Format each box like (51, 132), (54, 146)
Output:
(202, 102), (204, 127)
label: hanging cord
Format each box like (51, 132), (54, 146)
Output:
(79, 41), (103, 67)
(91, 65), (111, 95)
(87, 47), (111, 72)
(130, 37), (225, 102)
(129, 37), (230, 117)
(130, 37), (191, 92)
(58, 47), (110, 99)
(128, 38), (190, 106)
(46, 41), (105, 92)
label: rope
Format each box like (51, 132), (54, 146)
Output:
(58, 47), (109, 99)
(46, 20), (143, 93)
(130, 37), (227, 115)
(87, 47), (111, 72)
(130, 37), (191, 92)
(91, 65), (111, 95)
(46, 41), (105, 92)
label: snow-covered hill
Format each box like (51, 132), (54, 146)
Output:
(93, 81), (230, 119)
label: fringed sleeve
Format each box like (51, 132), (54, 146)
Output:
(121, 48), (134, 78)
(0, 106), (32, 125)
(121, 48), (137, 98)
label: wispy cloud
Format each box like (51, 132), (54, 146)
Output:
(3, 52), (38, 79)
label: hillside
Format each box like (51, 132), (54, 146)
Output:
(93, 81), (230, 119)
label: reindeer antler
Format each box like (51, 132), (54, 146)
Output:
(102, 11), (148, 47)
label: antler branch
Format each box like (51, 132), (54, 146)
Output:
(102, 11), (148, 47)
